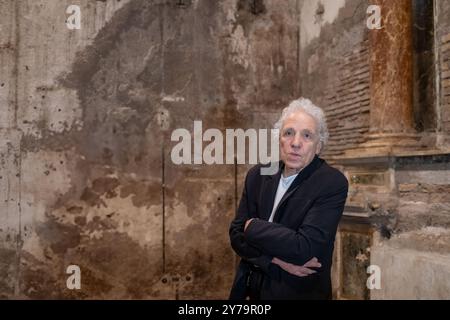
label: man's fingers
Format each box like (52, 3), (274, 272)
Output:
(272, 257), (282, 265)
(272, 258), (320, 277)
(294, 268), (316, 277)
(298, 266), (317, 275)
(244, 218), (253, 231)
(303, 261), (321, 268)
(275, 263), (317, 277)
(303, 257), (321, 268)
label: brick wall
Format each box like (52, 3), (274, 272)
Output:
(299, 0), (370, 159)
(323, 39), (370, 158)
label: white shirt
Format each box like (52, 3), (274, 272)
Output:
(268, 172), (299, 222)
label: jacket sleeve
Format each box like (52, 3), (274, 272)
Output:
(243, 175), (348, 266)
(229, 167), (275, 275)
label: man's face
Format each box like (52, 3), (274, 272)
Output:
(279, 111), (321, 175)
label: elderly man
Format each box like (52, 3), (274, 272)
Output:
(229, 98), (348, 300)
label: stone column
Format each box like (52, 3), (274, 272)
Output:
(346, 0), (420, 157)
(369, 0), (414, 133)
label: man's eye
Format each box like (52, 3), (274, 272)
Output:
(303, 131), (313, 140)
(283, 129), (294, 136)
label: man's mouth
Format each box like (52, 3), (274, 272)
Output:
(288, 153), (301, 158)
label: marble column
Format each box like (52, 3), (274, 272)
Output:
(369, 0), (414, 134)
(346, 0), (421, 157)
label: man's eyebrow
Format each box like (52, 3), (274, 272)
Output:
(282, 127), (317, 133)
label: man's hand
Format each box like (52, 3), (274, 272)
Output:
(244, 218), (254, 232)
(271, 257), (321, 277)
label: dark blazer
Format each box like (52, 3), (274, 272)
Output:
(229, 155), (348, 300)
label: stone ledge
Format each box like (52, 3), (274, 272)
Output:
(374, 227), (450, 256)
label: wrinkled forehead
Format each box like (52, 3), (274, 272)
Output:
(281, 111), (319, 132)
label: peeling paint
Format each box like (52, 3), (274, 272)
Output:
(300, 0), (347, 47)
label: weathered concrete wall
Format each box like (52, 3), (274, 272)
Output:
(396, 156), (450, 233)
(371, 227), (450, 299)
(367, 155), (450, 299)
(0, 0), (301, 299)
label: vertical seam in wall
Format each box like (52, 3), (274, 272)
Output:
(13, 0), (19, 128)
(234, 157), (237, 218)
(13, 0), (22, 299)
(234, 156), (239, 270)
(5, 143), (13, 296)
(160, 3), (166, 275)
(161, 143), (166, 274)
(15, 133), (22, 298)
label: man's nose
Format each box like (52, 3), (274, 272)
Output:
(291, 134), (302, 148)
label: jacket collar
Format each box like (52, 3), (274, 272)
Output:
(259, 155), (323, 222)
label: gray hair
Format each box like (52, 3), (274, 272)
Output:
(274, 97), (329, 149)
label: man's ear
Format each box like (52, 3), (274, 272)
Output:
(316, 141), (322, 155)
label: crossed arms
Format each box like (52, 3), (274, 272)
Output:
(229, 171), (348, 278)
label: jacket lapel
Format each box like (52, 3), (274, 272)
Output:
(272, 155), (323, 223)
(259, 162), (282, 221)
